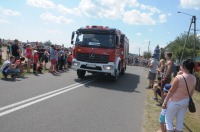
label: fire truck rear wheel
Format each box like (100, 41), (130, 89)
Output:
(77, 70), (86, 78)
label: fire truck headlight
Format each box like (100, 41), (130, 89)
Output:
(103, 65), (114, 70)
(73, 62), (80, 67)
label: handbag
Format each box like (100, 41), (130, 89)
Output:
(182, 75), (196, 113)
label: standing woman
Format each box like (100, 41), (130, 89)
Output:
(162, 59), (196, 132)
(158, 59), (165, 78)
(24, 44), (33, 73)
(42, 49), (49, 69)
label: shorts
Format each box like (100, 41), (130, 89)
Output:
(156, 88), (161, 97)
(42, 58), (48, 63)
(148, 71), (156, 81)
(42, 56), (48, 63)
(161, 78), (171, 90)
(51, 59), (56, 65)
(157, 76), (162, 81)
(159, 114), (165, 124)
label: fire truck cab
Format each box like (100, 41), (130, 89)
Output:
(71, 26), (129, 81)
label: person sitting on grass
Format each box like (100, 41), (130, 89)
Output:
(0, 56), (19, 79)
(15, 57), (25, 75)
(152, 76), (162, 101)
(158, 84), (171, 132)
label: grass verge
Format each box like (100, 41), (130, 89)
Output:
(143, 88), (200, 132)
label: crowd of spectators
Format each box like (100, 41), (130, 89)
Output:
(128, 56), (149, 67)
(0, 39), (73, 79)
(146, 52), (196, 132)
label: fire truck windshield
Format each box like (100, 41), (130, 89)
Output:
(75, 33), (115, 48)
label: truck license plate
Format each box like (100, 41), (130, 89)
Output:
(86, 64), (96, 68)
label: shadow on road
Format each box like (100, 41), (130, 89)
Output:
(75, 73), (140, 93)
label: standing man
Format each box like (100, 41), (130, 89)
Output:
(11, 39), (21, 60)
(147, 54), (159, 89)
(157, 52), (173, 106)
(49, 45), (57, 73)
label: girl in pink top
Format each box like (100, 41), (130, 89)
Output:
(162, 59), (196, 132)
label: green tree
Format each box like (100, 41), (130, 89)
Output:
(143, 52), (151, 59)
(167, 33), (200, 62)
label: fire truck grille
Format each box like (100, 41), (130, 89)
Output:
(76, 53), (109, 64)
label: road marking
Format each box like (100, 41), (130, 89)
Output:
(0, 79), (94, 117)
(0, 79), (91, 112)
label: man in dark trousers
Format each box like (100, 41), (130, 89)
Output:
(11, 39), (21, 60)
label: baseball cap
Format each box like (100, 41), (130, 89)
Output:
(33, 50), (38, 53)
(163, 84), (171, 93)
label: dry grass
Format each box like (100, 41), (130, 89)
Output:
(143, 86), (200, 132)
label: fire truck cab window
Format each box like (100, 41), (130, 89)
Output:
(75, 33), (114, 48)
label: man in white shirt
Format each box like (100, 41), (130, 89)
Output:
(147, 54), (159, 89)
(1, 56), (18, 79)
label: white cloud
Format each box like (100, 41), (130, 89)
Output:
(57, 4), (81, 16)
(123, 10), (156, 25)
(0, 19), (10, 24)
(78, 0), (98, 18)
(27, 0), (55, 8)
(140, 4), (161, 14)
(28, 0), (169, 25)
(40, 12), (73, 24)
(136, 32), (142, 36)
(159, 14), (167, 23)
(180, 0), (200, 10)
(77, 0), (140, 19)
(2, 9), (21, 16)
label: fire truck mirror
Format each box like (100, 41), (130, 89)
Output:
(71, 32), (75, 45)
(115, 36), (119, 47)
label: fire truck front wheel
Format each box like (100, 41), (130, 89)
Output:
(77, 70), (86, 78)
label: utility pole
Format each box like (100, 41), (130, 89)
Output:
(148, 41), (150, 53)
(178, 11), (197, 62)
(139, 48), (140, 56)
(194, 16), (197, 62)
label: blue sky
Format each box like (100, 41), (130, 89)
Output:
(0, 0), (200, 54)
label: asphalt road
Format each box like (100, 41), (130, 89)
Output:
(0, 66), (147, 132)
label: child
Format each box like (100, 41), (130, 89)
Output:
(24, 44), (33, 72)
(152, 76), (162, 101)
(33, 50), (38, 74)
(15, 57), (25, 74)
(159, 84), (171, 132)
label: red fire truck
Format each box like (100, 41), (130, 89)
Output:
(71, 26), (129, 81)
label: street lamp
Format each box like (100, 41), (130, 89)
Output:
(178, 11), (197, 62)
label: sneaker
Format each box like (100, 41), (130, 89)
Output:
(151, 98), (158, 101)
(156, 103), (162, 107)
(11, 74), (16, 79)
